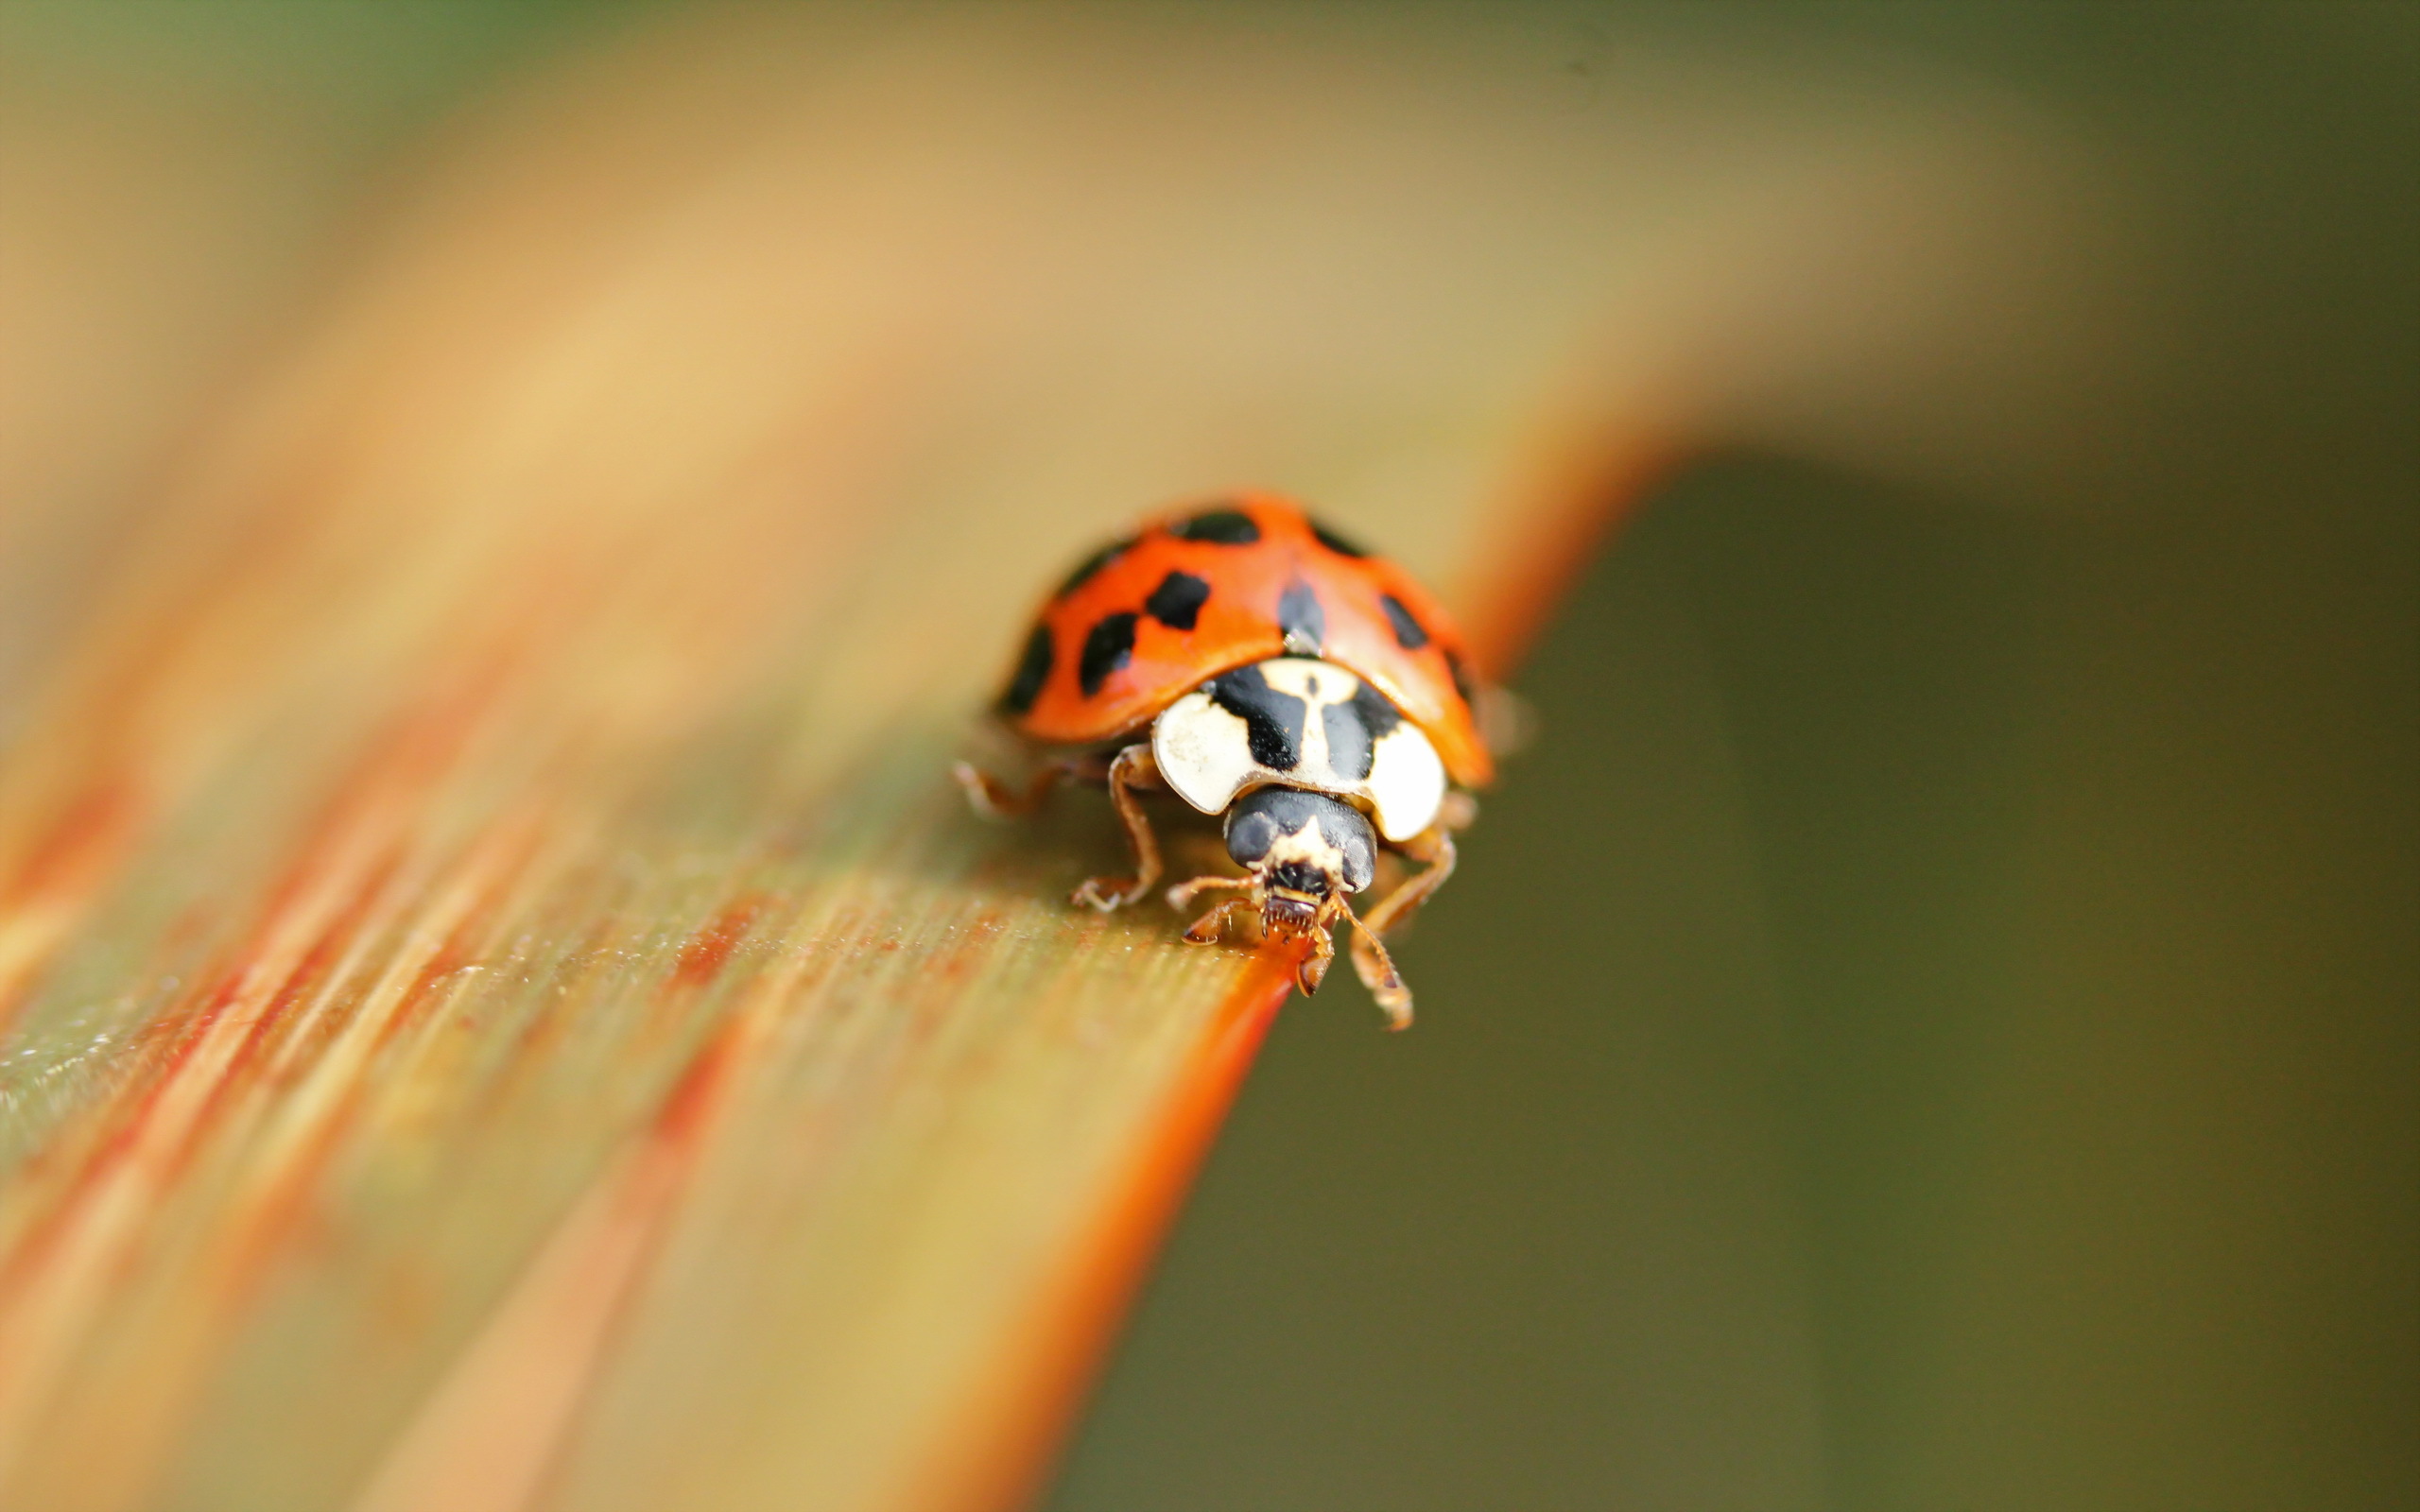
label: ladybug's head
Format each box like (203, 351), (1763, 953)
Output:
(1222, 786), (1378, 988)
(1223, 787), (1375, 908)
(1169, 783), (1409, 1026)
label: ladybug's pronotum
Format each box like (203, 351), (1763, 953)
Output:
(956, 493), (1492, 1027)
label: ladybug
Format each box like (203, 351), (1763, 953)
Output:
(956, 492), (1491, 1027)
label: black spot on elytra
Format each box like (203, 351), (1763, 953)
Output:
(1322, 679), (1402, 781)
(1144, 570), (1211, 630)
(1168, 508), (1260, 545)
(1079, 612), (1138, 697)
(1277, 578), (1325, 654)
(1055, 535), (1135, 599)
(1309, 518), (1370, 558)
(1379, 593), (1430, 650)
(1443, 645), (1478, 706)
(1223, 787), (1374, 893)
(1209, 663), (1305, 769)
(999, 624), (1052, 714)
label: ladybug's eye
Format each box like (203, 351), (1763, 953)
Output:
(1225, 809), (1278, 866)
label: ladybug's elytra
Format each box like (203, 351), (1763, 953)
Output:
(955, 492), (1492, 1027)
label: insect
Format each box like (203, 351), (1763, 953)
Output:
(956, 492), (1492, 1027)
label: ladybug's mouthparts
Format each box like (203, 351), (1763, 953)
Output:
(1262, 895), (1322, 940)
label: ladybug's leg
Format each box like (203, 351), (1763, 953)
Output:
(953, 758), (1074, 817)
(1178, 896), (1256, 944)
(1345, 825), (1457, 1019)
(1436, 790), (1479, 832)
(1295, 914), (1337, 997)
(1071, 744), (1164, 911)
(1360, 824), (1458, 934)
(1336, 897), (1411, 1029)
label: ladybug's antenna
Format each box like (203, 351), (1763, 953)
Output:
(1336, 896), (1411, 1030)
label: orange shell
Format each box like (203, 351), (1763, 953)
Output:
(996, 492), (1493, 788)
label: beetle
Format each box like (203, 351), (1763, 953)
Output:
(956, 492), (1490, 1027)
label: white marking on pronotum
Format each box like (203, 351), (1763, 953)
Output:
(1363, 720), (1446, 842)
(1152, 657), (1445, 841)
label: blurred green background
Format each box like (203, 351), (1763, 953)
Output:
(1049, 9), (2416, 1509)
(5, 5), (2411, 1509)
(1054, 445), (2415, 1510)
